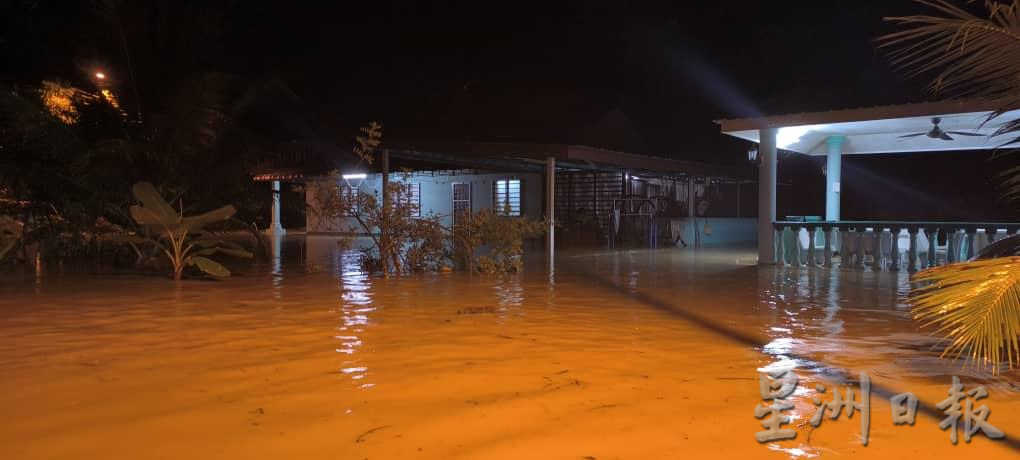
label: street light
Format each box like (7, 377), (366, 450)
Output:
(94, 71), (106, 80)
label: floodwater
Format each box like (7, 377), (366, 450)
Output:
(1, 236), (1019, 459)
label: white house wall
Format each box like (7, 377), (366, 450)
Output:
(305, 172), (544, 234)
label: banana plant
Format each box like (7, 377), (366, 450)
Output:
(127, 182), (251, 280)
(0, 215), (23, 261)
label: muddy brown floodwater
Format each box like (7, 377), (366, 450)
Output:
(1, 236), (1019, 459)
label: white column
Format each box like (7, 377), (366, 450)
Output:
(546, 157), (555, 271)
(267, 180), (286, 235)
(825, 135), (843, 221)
(758, 128), (777, 264)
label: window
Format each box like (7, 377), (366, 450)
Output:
(492, 179), (521, 216)
(392, 182), (421, 217)
(339, 181), (359, 216)
(452, 182), (471, 226)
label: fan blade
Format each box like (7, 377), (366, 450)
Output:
(939, 132), (954, 141)
(946, 131), (985, 137)
(898, 132), (928, 138)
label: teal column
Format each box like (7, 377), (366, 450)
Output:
(825, 135), (844, 222)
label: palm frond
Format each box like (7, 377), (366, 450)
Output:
(995, 164), (1020, 203)
(880, 1), (1020, 104)
(912, 257), (1020, 373)
(881, 1), (1020, 199)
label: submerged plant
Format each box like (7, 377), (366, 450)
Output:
(453, 207), (546, 273)
(0, 215), (24, 261)
(312, 173), (450, 274)
(125, 182), (251, 280)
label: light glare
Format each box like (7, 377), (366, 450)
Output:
(777, 125), (813, 149)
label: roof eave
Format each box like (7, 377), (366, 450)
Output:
(716, 99), (998, 133)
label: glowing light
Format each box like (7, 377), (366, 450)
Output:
(776, 125), (814, 149)
(342, 173), (367, 180)
(40, 80), (80, 125)
(99, 89), (121, 110)
(94, 72), (106, 80)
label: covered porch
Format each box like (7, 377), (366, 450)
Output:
(718, 100), (1020, 269)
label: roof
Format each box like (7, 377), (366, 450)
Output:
(250, 140), (754, 181)
(250, 140), (359, 182)
(383, 141), (753, 179)
(717, 100), (1020, 155)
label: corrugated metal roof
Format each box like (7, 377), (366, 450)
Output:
(385, 141), (753, 179)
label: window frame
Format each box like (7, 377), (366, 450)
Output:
(338, 181), (359, 216)
(492, 178), (522, 217)
(392, 182), (421, 218)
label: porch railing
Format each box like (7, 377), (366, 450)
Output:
(772, 220), (1020, 271)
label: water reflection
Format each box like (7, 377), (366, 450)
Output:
(758, 266), (904, 356)
(823, 267), (843, 336)
(34, 252), (43, 294)
(766, 444), (820, 459)
(269, 234), (284, 298)
(334, 248), (375, 391)
(753, 265), (961, 382)
(494, 276), (524, 309)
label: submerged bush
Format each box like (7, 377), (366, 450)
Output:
(310, 175), (545, 275)
(453, 207), (546, 273)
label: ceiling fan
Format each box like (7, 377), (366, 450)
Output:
(898, 117), (985, 141)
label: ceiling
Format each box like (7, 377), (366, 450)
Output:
(717, 100), (1020, 155)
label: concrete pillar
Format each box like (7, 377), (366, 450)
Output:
(908, 228), (919, 273)
(807, 226), (816, 266)
(546, 157), (555, 271)
(267, 180), (286, 235)
(947, 229), (958, 263)
(965, 229), (977, 259)
(381, 150), (390, 274)
(758, 128), (778, 265)
(825, 136), (843, 221)
(688, 176), (698, 247)
(890, 228), (901, 271)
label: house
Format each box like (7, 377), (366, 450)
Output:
(255, 142), (756, 251)
(304, 169), (543, 233)
(717, 99), (1020, 268)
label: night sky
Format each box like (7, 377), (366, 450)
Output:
(3, 0), (1016, 219)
